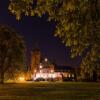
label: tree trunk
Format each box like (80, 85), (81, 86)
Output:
(93, 70), (97, 82)
(0, 72), (4, 84)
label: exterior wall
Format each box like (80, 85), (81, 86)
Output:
(33, 70), (74, 81)
(39, 67), (54, 73)
(33, 64), (74, 81)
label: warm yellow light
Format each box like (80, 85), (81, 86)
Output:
(40, 70), (42, 73)
(19, 77), (25, 81)
(40, 65), (43, 69)
(51, 69), (54, 73)
(34, 69), (37, 73)
(69, 74), (71, 78)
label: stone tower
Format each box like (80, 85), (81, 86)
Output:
(31, 48), (41, 74)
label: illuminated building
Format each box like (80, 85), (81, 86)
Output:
(30, 48), (74, 81)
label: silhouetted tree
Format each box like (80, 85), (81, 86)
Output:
(0, 26), (25, 84)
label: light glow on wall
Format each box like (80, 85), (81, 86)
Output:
(33, 72), (60, 81)
(40, 65), (43, 69)
(19, 76), (25, 81)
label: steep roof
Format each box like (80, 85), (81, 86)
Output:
(54, 66), (74, 72)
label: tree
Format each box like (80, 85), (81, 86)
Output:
(8, 0), (100, 81)
(0, 26), (25, 84)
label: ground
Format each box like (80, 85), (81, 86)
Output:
(0, 82), (100, 100)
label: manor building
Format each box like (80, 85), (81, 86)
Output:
(29, 48), (74, 81)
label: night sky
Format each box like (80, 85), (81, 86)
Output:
(0, 1), (81, 67)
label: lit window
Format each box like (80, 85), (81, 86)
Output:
(40, 70), (42, 73)
(34, 70), (37, 73)
(72, 74), (74, 77)
(40, 65), (43, 69)
(69, 74), (71, 78)
(51, 69), (54, 73)
(45, 58), (48, 62)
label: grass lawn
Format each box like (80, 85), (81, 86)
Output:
(0, 82), (100, 100)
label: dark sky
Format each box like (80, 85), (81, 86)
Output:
(0, 0), (81, 67)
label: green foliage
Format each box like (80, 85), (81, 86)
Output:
(8, 0), (33, 20)
(9, 0), (100, 80)
(0, 25), (25, 83)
